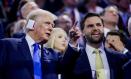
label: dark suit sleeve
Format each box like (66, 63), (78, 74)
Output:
(0, 38), (20, 79)
(0, 39), (7, 79)
(0, 23), (4, 39)
(60, 45), (81, 74)
(123, 59), (131, 79)
(125, 51), (131, 59)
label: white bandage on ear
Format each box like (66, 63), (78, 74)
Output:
(26, 19), (35, 30)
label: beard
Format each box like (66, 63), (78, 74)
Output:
(85, 33), (104, 44)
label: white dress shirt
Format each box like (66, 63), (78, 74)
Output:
(25, 34), (41, 58)
(85, 44), (110, 79)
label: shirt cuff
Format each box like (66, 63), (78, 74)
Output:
(69, 43), (80, 51)
(122, 48), (129, 54)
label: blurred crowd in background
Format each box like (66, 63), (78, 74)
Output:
(0, 1), (131, 79)
(0, 0), (131, 39)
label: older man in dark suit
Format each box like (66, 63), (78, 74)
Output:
(0, 9), (57, 79)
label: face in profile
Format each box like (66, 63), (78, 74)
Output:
(53, 30), (68, 52)
(103, 6), (119, 24)
(33, 15), (55, 43)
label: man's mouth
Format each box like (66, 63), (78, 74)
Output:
(46, 33), (51, 37)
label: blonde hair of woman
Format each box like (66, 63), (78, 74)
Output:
(46, 28), (68, 53)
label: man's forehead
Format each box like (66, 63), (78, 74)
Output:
(84, 17), (102, 26)
(106, 7), (118, 12)
(36, 14), (54, 20)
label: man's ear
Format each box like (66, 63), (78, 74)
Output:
(26, 19), (35, 30)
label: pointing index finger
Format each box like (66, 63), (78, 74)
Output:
(73, 21), (78, 29)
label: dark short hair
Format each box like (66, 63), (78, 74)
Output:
(106, 30), (125, 43)
(80, 13), (103, 31)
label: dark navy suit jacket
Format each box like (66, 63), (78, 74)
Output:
(123, 59), (131, 79)
(0, 23), (4, 39)
(0, 38), (34, 79)
(0, 37), (64, 79)
(61, 47), (131, 79)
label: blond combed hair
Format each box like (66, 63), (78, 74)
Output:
(26, 9), (57, 21)
(25, 9), (57, 32)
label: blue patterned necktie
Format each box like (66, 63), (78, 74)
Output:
(33, 43), (42, 79)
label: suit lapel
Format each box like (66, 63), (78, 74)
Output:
(75, 48), (92, 78)
(18, 38), (32, 61)
(104, 48), (117, 79)
(18, 38), (34, 78)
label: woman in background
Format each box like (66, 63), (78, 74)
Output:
(43, 28), (68, 79)
(46, 27), (68, 53)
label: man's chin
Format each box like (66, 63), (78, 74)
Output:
(40, 37), (49, 44)
(91, 39), (103, 44)
(89, 37), (103, 43)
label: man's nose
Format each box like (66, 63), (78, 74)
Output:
(112, 11), (118, 16)
(93, 25), (99, 29)
(48, 26), (53, 32)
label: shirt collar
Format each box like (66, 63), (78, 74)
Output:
(25, 34), (35, 47)
(86, 43), (104, 54)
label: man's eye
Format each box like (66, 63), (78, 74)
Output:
(86, 25), (93, 28)
(44, 22), (54, 27)
(58, 36), (62, 38)
(44, 22), (50, 25)
(96, 23), (102, 27)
